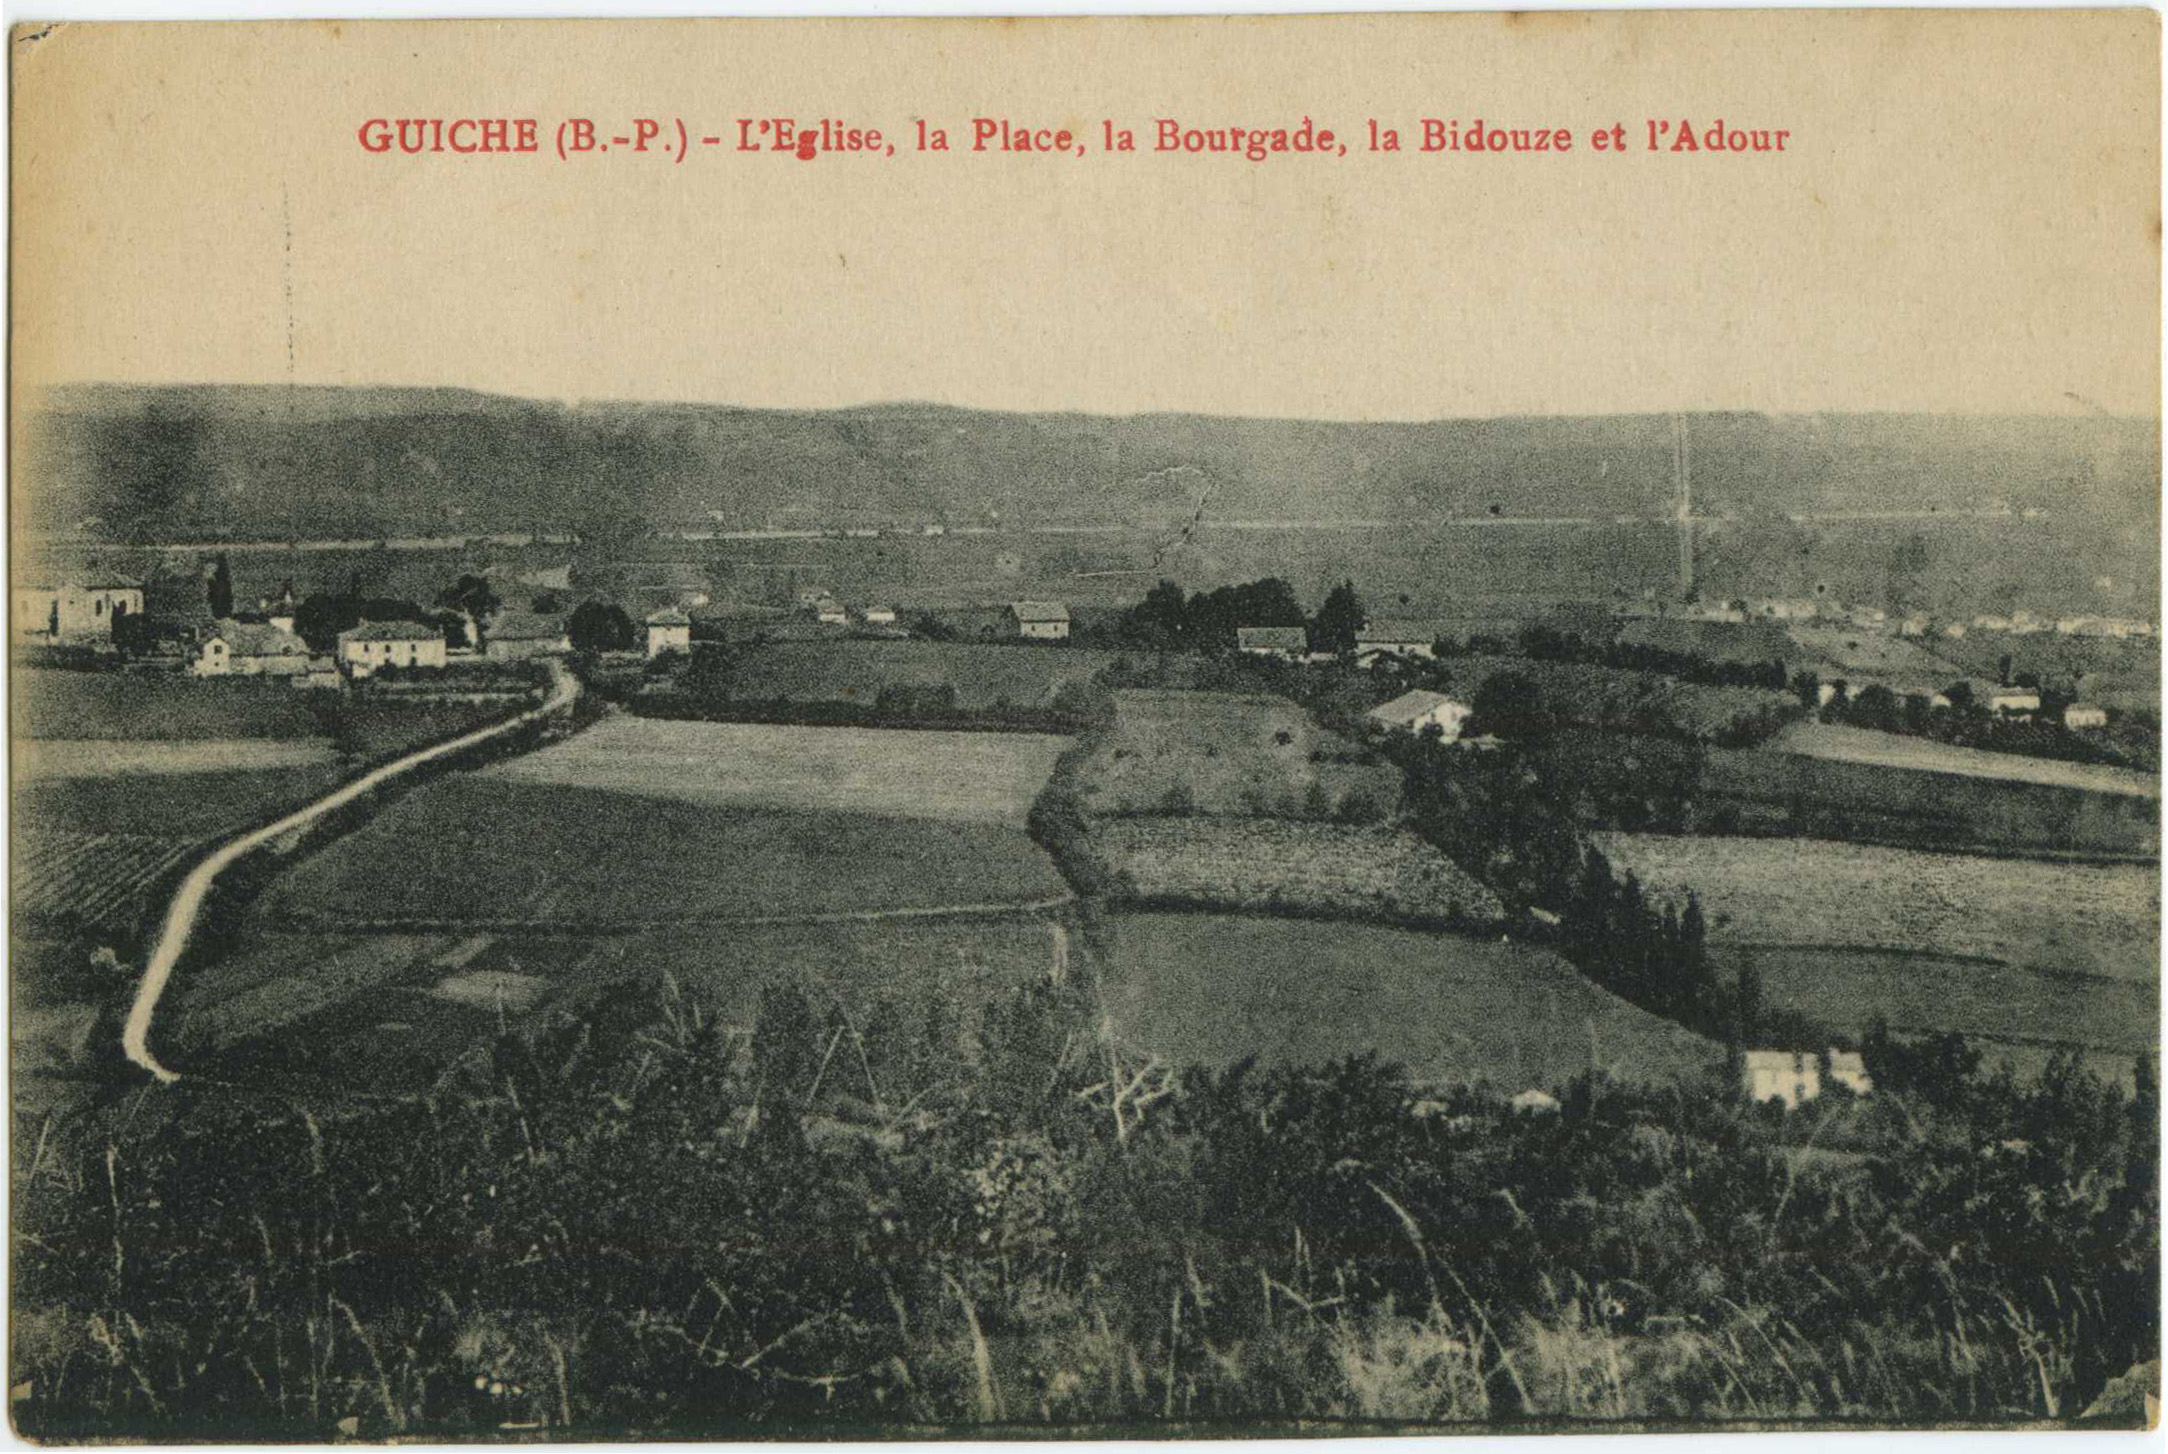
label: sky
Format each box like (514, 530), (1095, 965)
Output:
(10, 13), (2161, 421)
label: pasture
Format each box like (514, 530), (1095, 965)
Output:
(1770, 719), (2160, 800)
(719, 639), (1114, 711)
(1096, 911), (1718, 1090)
(249, 778), (1070, 930)
(489, 717), (1068, 826)
(1438, 653), (1800, 744)
(1075, 690), (1397, 818)
(1614, 617), (1805, 667)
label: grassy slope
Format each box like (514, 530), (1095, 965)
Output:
(721, 639), (1114, 710)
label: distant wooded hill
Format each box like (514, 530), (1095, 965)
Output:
(20, 382), (2160, 547)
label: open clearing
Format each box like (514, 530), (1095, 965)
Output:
(1595, 831), (2159, 980)
(1771, 719), (2159, 800)
(251, 778), (1069, 929)
(1097, 911), (1718, 1091)
(489, 717), (1067, 826)
(12, 669), (325, 741)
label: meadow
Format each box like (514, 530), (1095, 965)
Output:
(1772, 719), (2160, 800)
(250, 778), (1070, 930)
(490, 717), (1069, 826)
(1781, 623), (1965, 690)
(1919, 630), (2162, 708)
(1096, 910), (1718, 1090)
(1436, 653), (1799, 745)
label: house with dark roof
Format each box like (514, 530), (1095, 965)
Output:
(1008, 601), (1071, 640)
(484, 610), (572, 662)
(189, 620), (312, 678)
(1353, 620), (1452, 666)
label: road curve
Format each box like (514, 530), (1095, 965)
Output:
(120, 662), (582, 1083)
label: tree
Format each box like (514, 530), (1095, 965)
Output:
(1309, 580), (1366, 657)
(568, 599), (634, 653)
(1468, 669), (1551, 741)
(292, 594), (361, 651)
(436, 574), (500, 640)
(207, 554), (233, 619)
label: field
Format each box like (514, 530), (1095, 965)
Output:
(1543, 730), (2164, 857)
(1782, 623), (1966, 691)
(718, 639), (1115, 710)
(16, 738), (339, 779)
(1075, 690), (1397, 817)
(490, 717), (1068, 826)
(250, 777), (1068, 930)
(1772, 719), (2160, 800)
(12, 668), (326, 741)
(1594, 832), (2158, 979)
(1096, 911), (1718, 1090)
(1614, 617), (1806, 667)
(1593, 831), (2158, 1083)
(1918, 630), (2162, 708)
(1088, 817), (1505, 925)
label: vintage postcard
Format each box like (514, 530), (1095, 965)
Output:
(6, 11), (2160, 1440)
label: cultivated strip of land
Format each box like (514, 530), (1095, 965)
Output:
(119, 663), (581, 1083)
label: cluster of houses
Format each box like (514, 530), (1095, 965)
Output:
(1649, 594), (2159, 644)
(790, 586), (1072, 641)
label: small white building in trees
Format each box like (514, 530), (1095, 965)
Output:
(1366, 689), (1473, 743)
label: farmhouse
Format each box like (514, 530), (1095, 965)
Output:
(863, 604), (899, 626)
(12, 575), (145, 643)
(1987, 689), (2041, 718)
(1354, 620), (1449, 666)
(1743, 1049), (1874, 1108)
(485, 610), (572, 662)
(816, 599), (850, 626)
(189, 620), (312, 678)
(1236, 625), (1307, 659)
(1009, 601), (1071, 641)
(338, 620), (448, 677)
(2064, 703), (2109, 729)
(645, 606), (692, 658)
(1367, 689), (1473, 742)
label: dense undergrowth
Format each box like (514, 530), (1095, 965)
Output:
(13, 964), (2156, 1438)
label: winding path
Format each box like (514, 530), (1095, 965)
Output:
(119, 662), (582, 1083)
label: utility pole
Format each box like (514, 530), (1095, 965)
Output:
(1674, 412), (1695, 603)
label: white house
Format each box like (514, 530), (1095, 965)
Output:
(190, 621), (311, 677)
(12, 575), (145, 643)
(1744, 1048), (1874, 1108)
(645, 606), (692, 658)
(338, 620), (448, 676)
(1009, 601), (1071, 641)
(1236, 625), (1307, 659)
(2064, 703), (2109, 729)
(863, 604), (899, 627)
(1366, 689), (1473, 742)
(816, 599), (850, 626)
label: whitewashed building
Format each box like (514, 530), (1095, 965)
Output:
(190, 621), (312, 677)
(1009, 601), (1071, 640)
(645, 606), (692, 658)
(12, 575), (145, 643)
(338, 620), (448, 676)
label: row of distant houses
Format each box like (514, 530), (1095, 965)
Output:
(177, 604), (694, 684)
(792, 586), (1072, 640)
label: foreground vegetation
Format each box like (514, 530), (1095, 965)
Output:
(13, 966), (2156, 1437)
